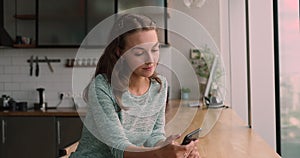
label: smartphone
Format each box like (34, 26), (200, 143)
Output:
(181, 128), (202, 145)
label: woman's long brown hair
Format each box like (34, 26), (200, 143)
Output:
(84, 13), (162, 110)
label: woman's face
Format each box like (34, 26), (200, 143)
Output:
(121, 30), (159, 78)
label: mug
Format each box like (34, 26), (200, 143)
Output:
(16, 36), (22, 44)
(22, 37), (31, 44)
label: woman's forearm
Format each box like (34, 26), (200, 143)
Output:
(123, 145), (159, 158)
(124, 135), (183, 158)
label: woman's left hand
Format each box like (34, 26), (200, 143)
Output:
(172, 139), (200, 158)
(186, 140), (200, 158)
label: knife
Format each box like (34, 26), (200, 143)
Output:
(45, 56), (54, 73)
(35, 56), (39, 77)
(29, 55), (33, 76)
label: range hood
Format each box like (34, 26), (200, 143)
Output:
(0, 0), (13, 46)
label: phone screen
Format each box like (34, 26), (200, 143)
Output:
(181, 128), (202, 145)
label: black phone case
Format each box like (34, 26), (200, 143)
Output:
(181, 128), (201, 145)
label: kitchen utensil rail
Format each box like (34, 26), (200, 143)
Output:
(27, 59), (61, 63)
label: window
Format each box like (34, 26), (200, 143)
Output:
(277, 0), (300, 157)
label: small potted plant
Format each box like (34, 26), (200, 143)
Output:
(181, 87), (191, 100)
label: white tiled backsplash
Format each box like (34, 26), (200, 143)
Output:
(0, 47), (173, 109)
(0, 48), (96, 108)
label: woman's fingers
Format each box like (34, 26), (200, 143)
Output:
(157, 135), (200, 158)
(187, 140), (200, 158)
(158, 134), (181, 147)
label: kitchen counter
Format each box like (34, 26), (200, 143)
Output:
(167, 100), (281, 158)
(0, 108), (86, 117)
(61, 100), (281, 158)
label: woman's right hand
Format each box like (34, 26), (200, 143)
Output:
(154, 135), (200, 158)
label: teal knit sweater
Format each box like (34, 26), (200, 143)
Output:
(70, 74), (167, 158)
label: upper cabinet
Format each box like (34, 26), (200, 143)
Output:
(38, 0), (115, 47)
(2, 0), (36, 47)
(86, 0), (114, 33)
(118, 0), (167, 45)
(38, 0), (86, 46)
(3, 0), (167, 48)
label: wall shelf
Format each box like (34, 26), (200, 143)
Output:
(14, 14), (36, 20)
(13, 44), (36, 48)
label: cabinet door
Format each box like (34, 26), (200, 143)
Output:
(87, 0), (114, 33)
(0, 117), (5, 158)
(118, 0), (167, 44)
(38, 0), (85, 46)
(15, 0), (36, 42)
(83, 0), (114, 46)
(2, 0), (15, 42)
(3, 117), (56, 158)
(56, 117), (83, 156)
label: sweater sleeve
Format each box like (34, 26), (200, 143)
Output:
(143, 105), (166, 147)
(84, 76), (133, 157)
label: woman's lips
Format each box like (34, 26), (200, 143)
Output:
(143, 66), (153, 71)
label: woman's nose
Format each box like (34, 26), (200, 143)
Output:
(145, 52), (155, 63)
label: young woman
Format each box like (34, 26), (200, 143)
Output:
(70, 13), (200, 158)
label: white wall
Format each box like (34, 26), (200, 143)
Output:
(167, 0), (232, 103)
(0, 47), (172, 108)
(248, 0), (276, 149)
(219, 0), (234, 111)
(220, 0), (276, 150)
(0, 48), (78, 108)
(226, 0), (249, 123)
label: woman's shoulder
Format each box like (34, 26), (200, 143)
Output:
(156, 74), (168, 87)
(89, 74), (115, 103)
(90, 74), (112, 93)
(157, 74), (167, 83)
(94, 74), (109, 86)
(151, 74), (167, 92)
(95, 74), (108, 83)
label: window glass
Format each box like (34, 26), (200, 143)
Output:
(278, 0), (300, 157)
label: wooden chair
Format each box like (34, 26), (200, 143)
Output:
(59, 142), (79, 158)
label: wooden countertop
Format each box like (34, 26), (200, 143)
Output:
(166, 100), (281, 158)
(0, 108), (86, 117)
(62, 100), (281, 158)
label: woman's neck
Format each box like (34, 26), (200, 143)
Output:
(129, 75), (150, 96)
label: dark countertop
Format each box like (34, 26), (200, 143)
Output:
(0, 108), (86, 117)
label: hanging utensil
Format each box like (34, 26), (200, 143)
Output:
(35, 56), (39, 77)
(45, 56), (54, 73)
(29, 55), (33, 76)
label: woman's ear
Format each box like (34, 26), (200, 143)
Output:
(116, 47), (121, 58)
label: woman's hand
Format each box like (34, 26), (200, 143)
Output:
(186, 140), (200, 158)
(154, 135), (200, 158)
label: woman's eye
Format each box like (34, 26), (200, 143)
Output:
(133, 51), (144, 56)
(151, 48), (159, 53)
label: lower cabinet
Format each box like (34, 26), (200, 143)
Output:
(56, 117), (83, 157)
(0, 116), (83, 158)
(0, 117), (4, 158)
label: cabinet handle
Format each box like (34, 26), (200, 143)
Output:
(2, 120), (6, 144)
(57, 120), (61, 145)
